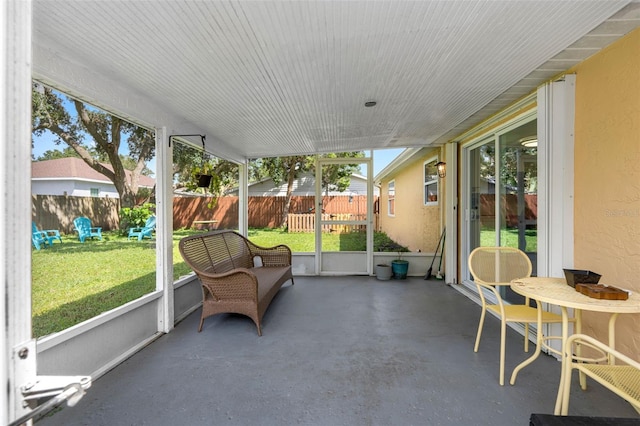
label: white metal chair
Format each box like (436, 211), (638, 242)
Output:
(468, 246), (564, 385)
(559, 333), (640, 415)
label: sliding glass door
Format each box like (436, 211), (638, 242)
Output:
(463, 115), (538, 303)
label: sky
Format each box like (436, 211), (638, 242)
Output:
(372, 148), (403, 176)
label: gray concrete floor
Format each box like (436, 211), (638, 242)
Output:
(39, 276), (639, 425)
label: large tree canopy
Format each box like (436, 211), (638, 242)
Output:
(32, 85), (365, 217)
(478, 144), (537, 193)
(35, 146), (80, 160)
(32, 85), (155, 208)
(318, 152), (364, 196)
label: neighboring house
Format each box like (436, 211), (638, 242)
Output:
(228, 172), (380, 197)
(375, 150), (443, 253)
(31, 157), (155, 198)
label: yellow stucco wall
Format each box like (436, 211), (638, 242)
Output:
(378, 149), (443, 253)
(378, 29), (640, 355)
(572, 28), (640, 356)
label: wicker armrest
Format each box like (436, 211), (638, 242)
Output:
(196, 268), (259, 302)
(247, 241), (292, 267)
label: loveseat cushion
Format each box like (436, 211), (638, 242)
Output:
(253, 266), (291, 301)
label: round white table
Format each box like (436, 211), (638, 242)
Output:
(509, 277), (640, 414)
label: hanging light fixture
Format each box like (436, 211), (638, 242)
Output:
(519, 136), (538, 148)
(436, 161), (446, 178)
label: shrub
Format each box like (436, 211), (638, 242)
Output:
(373, 231), (409, 252)
(119, 203), (155, 233)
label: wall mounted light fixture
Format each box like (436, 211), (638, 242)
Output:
(436, 161), (446, 178)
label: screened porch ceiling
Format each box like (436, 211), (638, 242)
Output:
(32, 1), (640, 163)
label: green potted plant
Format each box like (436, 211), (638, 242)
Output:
(186, 160), (224, 210)
(193, 139), (213, 188)
(391, 250), (409, 279)
(194, 163), (213, 188)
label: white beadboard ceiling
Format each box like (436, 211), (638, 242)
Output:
(32, 1), (640, 162)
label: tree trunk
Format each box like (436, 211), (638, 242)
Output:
(76, 104), (141, 208)
(33, 88), (155, 210)
(280, 168), (297, 228)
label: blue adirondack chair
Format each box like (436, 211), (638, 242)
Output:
(128, 215), (156, 241)
(32, 222), (62, 250)
(73, 217), (103, 243)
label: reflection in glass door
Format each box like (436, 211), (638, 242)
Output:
(465, 118), (538, 303)
(498, 122), (538, 255)
(468, 138), (496, 259)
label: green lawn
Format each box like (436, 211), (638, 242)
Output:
(248, 228), (408, 252)
(479, 227), (537, 252)
(31, 228), (406, 337)
(32, 227), (535, 337)
(31, 229), (195, 337)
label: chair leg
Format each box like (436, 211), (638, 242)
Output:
(499, 318), (507, 386)
(198, 317), (204, 332)
(524, 323), (530, 353)
(474, 308), (486, 352)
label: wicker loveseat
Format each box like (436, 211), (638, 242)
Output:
(179, 230), (294, 335)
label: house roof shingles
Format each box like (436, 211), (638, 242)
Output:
(31, 157), (155, 187)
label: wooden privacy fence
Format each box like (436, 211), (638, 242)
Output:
(173, 196), (239, 230)
(173, 195), (373, 230)
(32, 195), (120, 234)
(479, 194), (538, 228)
(32, 194), (378, 234)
